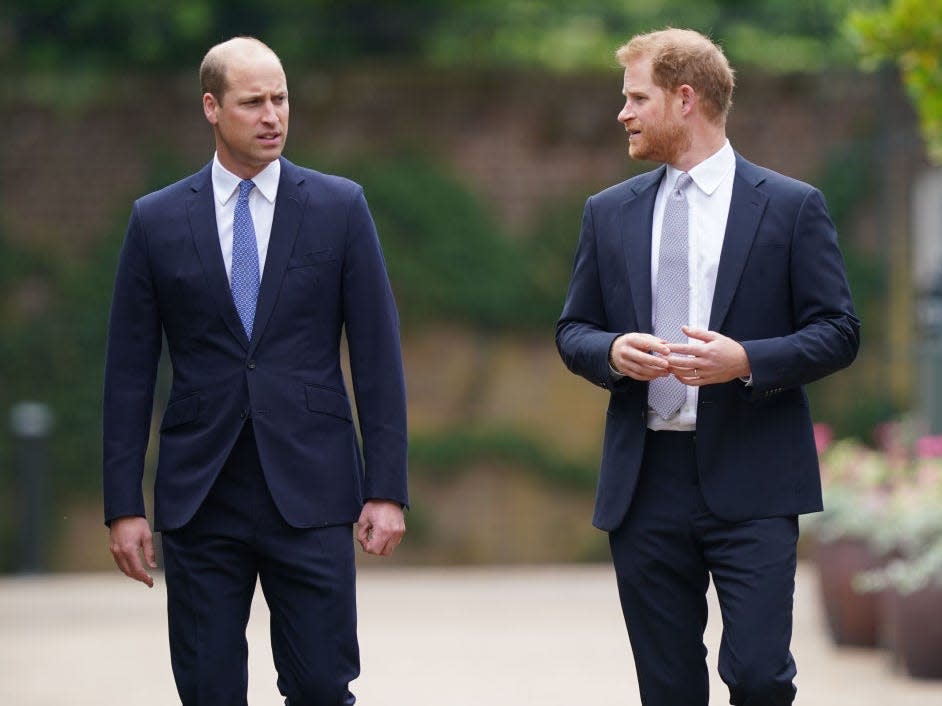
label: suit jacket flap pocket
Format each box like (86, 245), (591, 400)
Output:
(161, 393), (199, 431)
(305, 384), (353, 421)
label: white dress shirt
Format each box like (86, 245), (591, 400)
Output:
(211, 154), (280, 283)
(648, 140), (736, 431)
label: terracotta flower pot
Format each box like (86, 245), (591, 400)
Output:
(890, 584), (942, 679)
(814, 537), (885, 647)
(879, 586), (902, 668)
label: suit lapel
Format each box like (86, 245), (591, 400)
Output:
(622, 167), (664, 334)
(186, 164), (250, 349)
(249, 158), (305, 352)
(709, 155), (769, 331)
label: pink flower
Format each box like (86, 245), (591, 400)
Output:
(813, 423), (834, 455)
(916, 434), (942, 459)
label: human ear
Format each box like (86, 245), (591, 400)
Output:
(202, 93), (219, 125)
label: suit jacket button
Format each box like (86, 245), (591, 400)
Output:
(240, 409), (248, 419)
(247, 360), (256, 370)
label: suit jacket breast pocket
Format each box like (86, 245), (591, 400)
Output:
(741, 243), (788, 296)
(287, 248), (335, 270)
(162, 267), (215, 338)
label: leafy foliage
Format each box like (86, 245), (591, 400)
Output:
(2, 1), (451, 70)
(847, 0), (942, 163)
(3, 0), (877, 73)
(0, 225), (119, 522)
(334, 154), (573, 331)
(340, 155), (535, 330)
(425, 0), (877, 73)
(807, 139), (899, 438)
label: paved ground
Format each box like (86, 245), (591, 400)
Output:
(1, 562), (941, 705)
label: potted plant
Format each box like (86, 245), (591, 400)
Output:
(805, 431), (898, 647)
(854, 444), (942, 679)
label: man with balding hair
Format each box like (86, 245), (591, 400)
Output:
(557, 28), (858, 705)
(104, 36), (408, 705)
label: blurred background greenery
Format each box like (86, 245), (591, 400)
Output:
(0, 0), (939, 571)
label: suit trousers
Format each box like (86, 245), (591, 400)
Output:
(161, 422), (359, 706)
(609, 430), (798, 706)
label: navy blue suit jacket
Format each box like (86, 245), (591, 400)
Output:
(556, 154), (859, 532)
(103, 157), (408, 532)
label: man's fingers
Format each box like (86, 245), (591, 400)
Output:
(355, 522), (371, 547)
(361, 525), (404, 556)
(114, 548), (154, 587)
(143, 533), (157, 569)
(613, 342), (671, 380)
(368, 531), (390, 556)
(357, 500), (405, 556)
(357, 522), (382, 554)
(109, 517), (156, 587)
(681, 325), (717, 342)
(123, 550), (153, 586)
(129, 562), (155, 588)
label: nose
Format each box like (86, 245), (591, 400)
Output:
(618, 99), (633, 124)
(261, 99), (279, 124)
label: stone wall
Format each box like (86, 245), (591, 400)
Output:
(1, 67), (917, 251)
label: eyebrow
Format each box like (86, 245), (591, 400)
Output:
(240, 90), (289, 101)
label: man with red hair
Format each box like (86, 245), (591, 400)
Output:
(557, 28), (859, 705)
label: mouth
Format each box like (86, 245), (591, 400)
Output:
(258, 132), (282, 145)
(627, 129), (640, 140)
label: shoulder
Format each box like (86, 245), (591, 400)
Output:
(735, 154), (819, 199)
(587, 167), (665, 208)
(132, 163), (212, 218)
(281, 158), (364, 203)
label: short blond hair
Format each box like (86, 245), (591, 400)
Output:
(616, 28), (734, 123)
(199, 36), (281, 103)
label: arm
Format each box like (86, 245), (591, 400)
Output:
(739, 187), (860, 392)
(102, 204), (163, 583)
(556, 198), (669, 387)
(341, 189), (408, 556)
(668, 187), (859, 394)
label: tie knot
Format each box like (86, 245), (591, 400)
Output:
(238, 179), (255, 200)
(673, 173), (692, 195)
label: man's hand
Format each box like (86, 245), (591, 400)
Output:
(665, 326), (751, 386)
(356, 500), (405, 557)
(109, 516), (157, 588)
(609, 332), (673, 381)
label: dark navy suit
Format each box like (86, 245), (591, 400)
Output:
(556, 154), (858, 704)
(103, 157), (408, 705)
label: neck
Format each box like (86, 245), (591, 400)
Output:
(215, 151), (275, 181)
(671, 127), (726, 173)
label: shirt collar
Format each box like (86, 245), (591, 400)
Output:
(212, 154), (281, 205)
(665, 139), (735, 196)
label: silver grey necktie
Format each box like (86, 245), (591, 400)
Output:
(649, 172), (692, 420)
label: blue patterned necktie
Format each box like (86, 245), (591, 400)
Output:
(649, 172), (692, 420)
(231, 179), (260, 339)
